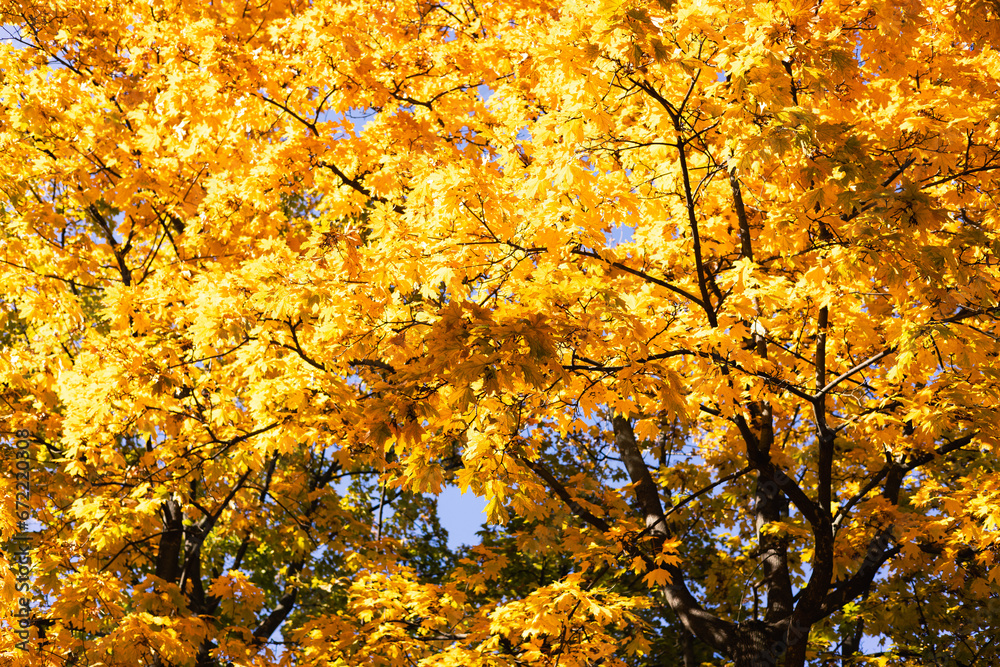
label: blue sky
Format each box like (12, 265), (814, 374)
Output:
(437, 485), (488, 548)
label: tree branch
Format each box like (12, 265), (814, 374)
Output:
(571, 247), (705, 308)
(609, 417), (734, 652)
(730, 172), (754, 261)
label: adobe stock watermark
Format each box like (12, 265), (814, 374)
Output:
(8, 429), (33, 650)
(745, 619), (810, 667)
(756, 466), (796, 501)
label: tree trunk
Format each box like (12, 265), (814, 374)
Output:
(155, 499), (184, 584)
(733, 620), (776, 667)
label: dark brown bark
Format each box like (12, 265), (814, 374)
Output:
(755, 474), (794, 624)
(730, 172), (754, 261)
(673, 120), (717, 328)
(611, 416), (733, 653)
(613, 415), (668, 539)
(680, 628), (697, 667)
(814, 305), (834, 515)
(155, 499), (183, 584)
(253, 559), (305, 644)
(733, 620), (776, 667)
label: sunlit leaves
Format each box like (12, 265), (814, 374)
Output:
(1, 0), (1000, 664)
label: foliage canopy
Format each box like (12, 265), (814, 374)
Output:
(2, 0), (1000, 665)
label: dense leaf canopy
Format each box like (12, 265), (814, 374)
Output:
(2, 0), (1000, 665)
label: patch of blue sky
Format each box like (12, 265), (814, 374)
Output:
(326, 449), (486, 549)
(0, 23), (27, 47)
(437, 484), (489, 548)
(605, 223), (635, 247)
(307, 106), (377, 137)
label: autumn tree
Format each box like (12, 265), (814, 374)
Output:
(2, 0), (1000, 665)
